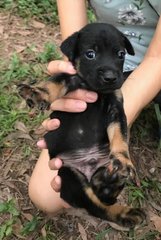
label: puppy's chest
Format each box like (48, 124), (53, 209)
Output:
(49, 96), (110, 146)
(45, 96), (114, 180)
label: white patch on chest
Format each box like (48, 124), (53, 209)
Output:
(77, 127), (84, 135)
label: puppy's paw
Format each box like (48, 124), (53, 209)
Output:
(108, 154), (137, 184)
(17, 84), (50, 111)
(117, 207), (146, 228)
(90, 166), (125, 205)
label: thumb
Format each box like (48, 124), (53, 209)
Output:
(47, 60), (76, 75)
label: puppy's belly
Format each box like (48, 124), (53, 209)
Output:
(57, 144), (110, 181)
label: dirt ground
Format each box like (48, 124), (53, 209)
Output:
(0, 12), (161, 240)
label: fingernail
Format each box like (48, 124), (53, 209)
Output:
(54, 158), (62, 168)
(86, 92), (98, 102)
(50, 119), (60, 128)
(76, 101), (87, 110)
(55, 176), (61, 185)
(37, 139), (45, 148)
(67, 64), (76, 73)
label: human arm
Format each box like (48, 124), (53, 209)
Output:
(47, 0), (88, 75)
(122, 16), (161, 126)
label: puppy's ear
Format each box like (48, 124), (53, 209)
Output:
(60, 32), (79, 62)
(124, 36), (135, 56)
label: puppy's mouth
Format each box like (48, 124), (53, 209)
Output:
(96, 84), (122, 93)
(90, 78), (123, 93)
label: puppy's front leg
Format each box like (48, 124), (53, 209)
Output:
(106, 90), (136, 182)
(18, 74), (70, 111)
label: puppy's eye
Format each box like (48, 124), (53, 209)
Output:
(85, 49), (96, 60)
(118, 50), (126, 59)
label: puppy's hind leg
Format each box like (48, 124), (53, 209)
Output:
(58, 167), (146, 228)
(85, 187), (146, 229)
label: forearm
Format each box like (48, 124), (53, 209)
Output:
(56, 0), (88, 40)
(122, 57), (161, 126)
(122, 16), (161, 126)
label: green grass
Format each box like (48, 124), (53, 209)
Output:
(127, 178), (161, 208)
(95, 228), (112, 240)
(21, 216), (42, 236)
(0, 199), (43, 239)
(0, 0), (58, 24)
(37, 42), (61, 63)
(0, 199), (19, 239)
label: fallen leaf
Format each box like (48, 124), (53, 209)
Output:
(107, 221), (130, 231)
(41, 225), (47, 238)
(0, 26), (4, 34)
(14, 121), (29, 133)
(14, 45), (26, 53)
(78, 223), (87, 240)
(150, 213), (161, 233)
(3, 161), (14, 177)
(22, 212), (33, 221)
(150, 200), (161, 212)
(12, 218), (24, 238)
(66, 208), (99, 228)
(5, 131), (33, 141)
(18, 30), (31, 36)
(31, 20), (45, 29)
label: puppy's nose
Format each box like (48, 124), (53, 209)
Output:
(99, 70), (117, 83)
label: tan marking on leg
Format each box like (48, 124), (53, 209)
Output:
(107, 122), (129, 155)
(114, 89), (123, 102)
(35, 81), (67, 103)
(85, 187), (107, 209)
(85, 187), (133, 222)
(113, 152), (133, 166)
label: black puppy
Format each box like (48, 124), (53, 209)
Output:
(18, 23), (146, 228)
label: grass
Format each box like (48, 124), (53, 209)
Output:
(126, 229), (160, 240)
(127, 178), (161, 208)
(0, 0), (58, 24)
(0, 199), (19, 239)
(95, 228), (112, 240)
(0, 199), (42, 239)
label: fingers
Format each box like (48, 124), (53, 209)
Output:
(65, 89), (98, 102)
(47, 60), (76, 75)
(51, 98), (87, 112)
(37, 139), (47, 149)
(42, 118), (60, 131)
(49, 158), (63, 192)
(37, 119), (60, 148)
(51, 89), (98, 112)
(51, 175), (61, 192)
(49, 157), (63, 170)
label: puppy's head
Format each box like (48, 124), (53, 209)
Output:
(61, 23), (134, 93)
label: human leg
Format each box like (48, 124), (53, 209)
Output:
(28, 149), (70, 214)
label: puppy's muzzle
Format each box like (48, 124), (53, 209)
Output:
(99, 70), (117, 84)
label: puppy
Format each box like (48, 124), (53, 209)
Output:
(18, 23), (146, 228)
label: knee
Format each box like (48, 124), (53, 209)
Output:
(28, 176), (63, 214)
